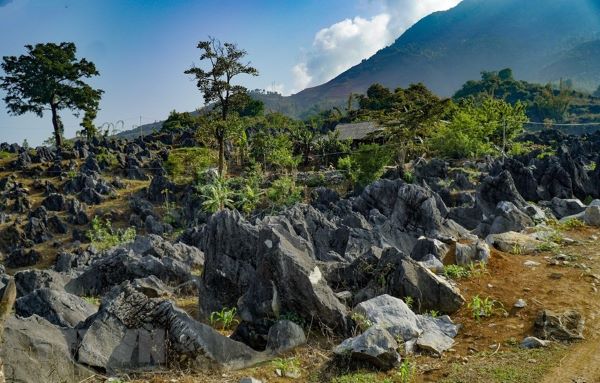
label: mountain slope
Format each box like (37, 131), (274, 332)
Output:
(275, 0), (600, 117)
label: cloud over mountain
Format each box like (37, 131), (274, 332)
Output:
(291, 0), (461, 93)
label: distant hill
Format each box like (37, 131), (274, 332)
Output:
(262, 0), (600, 118)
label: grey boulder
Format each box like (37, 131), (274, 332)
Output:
(15, 288), (97, 327)
(333, 326), (401, 370)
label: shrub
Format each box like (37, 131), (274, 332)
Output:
(235, 183), (262, 214)
(165, 147), (218, 183)
(341, 144), (393, 188)
(431, 98), (527, 159)
(198, 177), (234, 213)
(266, 176), (302, 207)
(87, 216), (136, 250)
(96, 148), (118, 169)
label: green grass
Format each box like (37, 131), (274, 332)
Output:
(439, 346), (566, 383)
(86, 216), (137, 251)
(444, 262), (488, 280)
(82, 296), (101, 306)
(331, 372), (395, 383)
(0, 151), (14, 160)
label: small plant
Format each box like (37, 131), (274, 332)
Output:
(82, 296), (100, 306)
(467, 261), (488, 278)
(536, 241), (560, 252)
(87, 216), (136, 250)
(199, 177), (234, 213)
(272, 357), (300, 377)
(559, 217), (586, 231)
(428, 310), (440, 318)
(396, 360), (414, 383)
(209, 307), (239, 331)
(443, 264), (470, 279)
(402, 170), (415, 184)
(66, 169), (78, 179)
(510, 243), (523, 255)
(468, 295), (503, 321)
(403, 296), (414, 309)
(351, 312), (373, 334)
(279, 311), (306, 328)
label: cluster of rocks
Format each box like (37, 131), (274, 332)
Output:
(1, 128), (598, 378)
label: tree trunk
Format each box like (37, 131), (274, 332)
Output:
(51, 103), (63, 154)
(218, 137), (225, 178)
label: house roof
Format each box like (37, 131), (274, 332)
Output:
(333, 121), (382, 141)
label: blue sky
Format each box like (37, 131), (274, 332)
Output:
(0, 0), (460, 145)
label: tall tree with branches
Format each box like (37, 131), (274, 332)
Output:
(185, 37), (258, 176)
(1, 42), (103, 153)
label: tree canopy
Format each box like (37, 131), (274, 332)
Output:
(1, 42), (103, 150)
(185, 37), (259, 176)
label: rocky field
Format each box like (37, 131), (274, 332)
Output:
(0, 128), (599, 383)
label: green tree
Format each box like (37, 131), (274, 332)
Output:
(79, 105), (98, 141)
(162, 110), (200, 132)
(533, 80), (572, 122)
(431, 97), (528, 159)
(363, 83), (450, 164)
(185, 37), (259, 176)
(230, 92), (264, 117)
(339, 144), (393, 188)
(1, 42), (103, 152)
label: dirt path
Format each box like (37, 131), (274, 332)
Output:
(540, 229), (600, 383)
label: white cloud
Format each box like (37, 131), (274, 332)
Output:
(291, 0), (462, 94)
(265, 82), (286, 95)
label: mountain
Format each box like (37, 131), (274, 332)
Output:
(267, 0), (600, 117)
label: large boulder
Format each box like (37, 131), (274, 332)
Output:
(352, 295), (420, 341)
(584, 205), (600, 226)
(66, 245), (192, 296)
(239, 220), (350, 333)
(352, 295), (459, 355)
(353, 181), (470, 254)
(333, 326), (401, 370)
(75, 282), (294, 372)
(549, 197), (586, 219)
(199, 210), (260, 317)
(15, 288), (97, 327)
(486, 231), (544, 254)
(534, 310), (584, 341)
(41, 193), (67, 211)
(354, 249), (465, 314)
(1, 315), (93, 383)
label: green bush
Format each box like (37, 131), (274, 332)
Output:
(267, 176), (302, 207)
(431, 98), (527, 159)
(165, 147), (217, 183)
(340, 144), (393, 187)
(198, 177), (234, 213)
(87, 216), (136, 250)
(96, 148), (119, 169)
